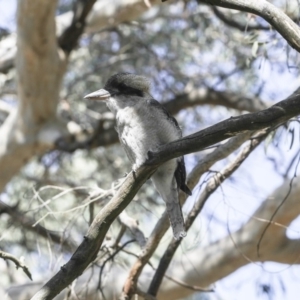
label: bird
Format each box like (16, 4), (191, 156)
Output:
(84, 73), (191, 239)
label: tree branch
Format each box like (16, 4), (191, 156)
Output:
(119, 211), (147, 248)
(147, 92), (300, 165)
(31, 165), (158, 300)
(121, 131), (254, 299)
(58, 0), (97, 54)
(164, 88), (270, 113)
(121, 87), (300, 295)
(199, 0), (300, 52)
(152, 178), (300, 300)
(212, 6), (271, 31)
(0, 0), (160, 73)
(8, 175), (300, 300)
(57, 87), (270, 152)
(31, 92), (300, 299)
(0, 35), (16, 73)
(0, 250), (32, 280)
(0, 0), (67, 193)
(0, 201), (76, 252)
(147, 130), (267, 297)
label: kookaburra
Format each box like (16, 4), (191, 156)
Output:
(84, 73), (191, 239)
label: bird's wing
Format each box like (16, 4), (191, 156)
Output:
(147, 98), (191, 196)
(174, 156), (192, 196)
(146, 98), (182, 135)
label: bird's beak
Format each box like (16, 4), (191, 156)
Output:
(84, 89), (110, 101)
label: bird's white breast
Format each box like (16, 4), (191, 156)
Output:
(115, 100), (180, 166)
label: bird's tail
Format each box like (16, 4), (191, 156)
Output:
(165, 196), (186, 240)
(152, 170), (186, 240)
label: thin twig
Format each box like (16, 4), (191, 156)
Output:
(0, 250), (32, 280)
(97, 240), (135, 292)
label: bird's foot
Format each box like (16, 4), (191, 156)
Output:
(173, 230), (187, 240)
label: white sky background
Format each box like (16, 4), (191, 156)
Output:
(0, 0), (16, 30)
(1, 1), (300, 300)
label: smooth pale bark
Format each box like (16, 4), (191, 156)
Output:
(0, 1), (67, 192)
(5, 177), (300, 300)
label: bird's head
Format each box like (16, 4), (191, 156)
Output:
(84, 73), (151, 101)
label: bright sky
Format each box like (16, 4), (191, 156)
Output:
(0, 0), (16, 30)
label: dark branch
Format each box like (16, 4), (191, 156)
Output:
(0, 201), (75, 252)
(31, 165), (158, 300)
(147, 130), (267, 296)
(0, 27), (10, 39)
(58, 0), (97, 54)
(147, 92), (300, 165)
(212, 6), (271, 31)
(31, 92), (300, 300)
(98, 239), (135, 292)
(121, 131), (254, 299)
